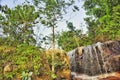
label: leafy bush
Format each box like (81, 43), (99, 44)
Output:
(0, 44), (71, 80)
(0, 43), (48, 79)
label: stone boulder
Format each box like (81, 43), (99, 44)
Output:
(67, 40), (120, 80)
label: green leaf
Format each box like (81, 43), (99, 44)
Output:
(51, 73), (57, 79)
(74, 6), (79, 11)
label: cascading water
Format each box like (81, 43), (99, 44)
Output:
(67, 40), (120, 80)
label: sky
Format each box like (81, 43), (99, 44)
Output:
(0, 0), (87, 48)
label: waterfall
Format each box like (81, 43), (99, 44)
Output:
(67, 40), (120, 80)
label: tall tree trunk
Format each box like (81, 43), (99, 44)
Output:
(52, 25), (55, 73)
(51, 10), (56, 74)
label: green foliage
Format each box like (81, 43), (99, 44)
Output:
(21, 71), (33, 80)
(13, 44), (42, 76)
(0, 45), (15, 80)
(0, 44), (45, 79)
(57, 28), (91, 51)
(83, 0), (120, 42)
(0, 39), (71, 80)
(67, 22), (75, 31)
(0, 4), (39, 45)
(52, 73), (57, 79)
(58, 31), (78, 51)
(4, 72), (14, 80)
(109, 5), (120, 39)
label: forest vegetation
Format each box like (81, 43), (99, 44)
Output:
(0, 0), (120, 80)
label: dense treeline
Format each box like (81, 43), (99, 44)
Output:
(58, 0), (120, 51)
(0, 0), (120, 79)
(83, 0), (120, 42)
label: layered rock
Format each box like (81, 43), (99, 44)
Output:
(67, 40), (120, 80)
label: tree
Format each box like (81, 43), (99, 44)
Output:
(109, 5), (120, 39)
(83, 0), (120, 42)
(33, 0), (77, 75)
(57, 22), (91, 51)
(57, 30), (80, 51)
(0, 3), (39, 45)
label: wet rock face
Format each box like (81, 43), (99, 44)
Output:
(67, 41), (120, 77)
(67, 47), (84, 72)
